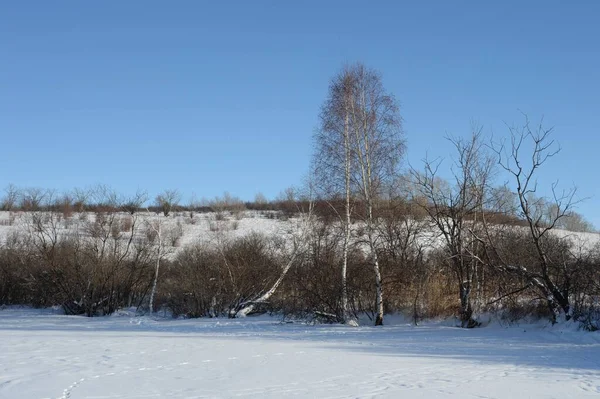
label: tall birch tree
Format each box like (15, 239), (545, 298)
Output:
(346, 64), (404, 326)
(314, 63), (404, 325)
(314, 67), (357, 325)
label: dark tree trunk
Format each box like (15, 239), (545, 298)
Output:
(459, 282), (479, 328)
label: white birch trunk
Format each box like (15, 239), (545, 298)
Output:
(233, 250), (298, 318)
(341, 105), (352, 324)
(233, 205), (314, 318)
(367, 203), (384, 326)
(148, 215), (161, 314)
(353, 94), (385, 326)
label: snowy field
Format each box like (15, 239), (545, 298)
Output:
(1, 308), (599, 399)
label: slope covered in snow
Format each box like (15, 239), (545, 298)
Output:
(0, 210), (597, 255)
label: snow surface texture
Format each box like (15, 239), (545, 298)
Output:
(0, 211), (598, 258)
(1, 308), (599, 399)
(0, 210), (295, 257)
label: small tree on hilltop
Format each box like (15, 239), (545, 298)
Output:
(155, 189), (181, 217)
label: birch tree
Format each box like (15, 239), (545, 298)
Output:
(230, 200), (315, 318)
(346, 64), (404, 326)
(313, 66), (356, 324)
(146, 211), (166, 313)
(314, 63), (404, 325)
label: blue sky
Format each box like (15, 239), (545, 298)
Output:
(1, 2), (598, 227)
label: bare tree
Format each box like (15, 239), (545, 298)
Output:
(71, 187), (91, 212)
(377, 195), (430, 325)
(411, 129), (494, 327)
(187, 193), (200, 222)
(122, 189), (148, 215)
(253, 192), (269, 210)
(313, 66), (359, 324)
(486, 115), (578, 322)
(553, 209), (594, 233)
(1, 184), (20, 211)
(314, 63), (404, 325)
(146, 212), (164, 314)
(346, 64), (404, 325)
(155, 189), (181, 217)
(24, 190), (61, 265)
(20, 188), (47, 211)
(95, 184), (119, 204)
(211, 191), (246, 218)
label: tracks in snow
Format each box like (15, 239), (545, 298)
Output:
(55, 347), (311, 399)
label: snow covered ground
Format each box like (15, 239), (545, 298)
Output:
(1, 308), (599, 399)
(0, 210), (296, 255)
(1, 210), (597, 257)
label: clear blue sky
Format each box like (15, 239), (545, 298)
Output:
(1, 2), (598, 227)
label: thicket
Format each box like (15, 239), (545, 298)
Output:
(0, 188), (598, 329)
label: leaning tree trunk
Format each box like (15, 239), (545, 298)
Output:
(530, 275), (571, 324)
(148, 220), (161, 314)
(232, 235), (304, 318)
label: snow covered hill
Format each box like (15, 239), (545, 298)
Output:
(0, 210), (295, 256)
(0, 210), (597, 255)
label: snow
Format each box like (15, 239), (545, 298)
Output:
(1, 210), (597, 258)
(0, 210), (296, 257)
(1, 211), (599, 397)
(1, 308), (599, 398)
